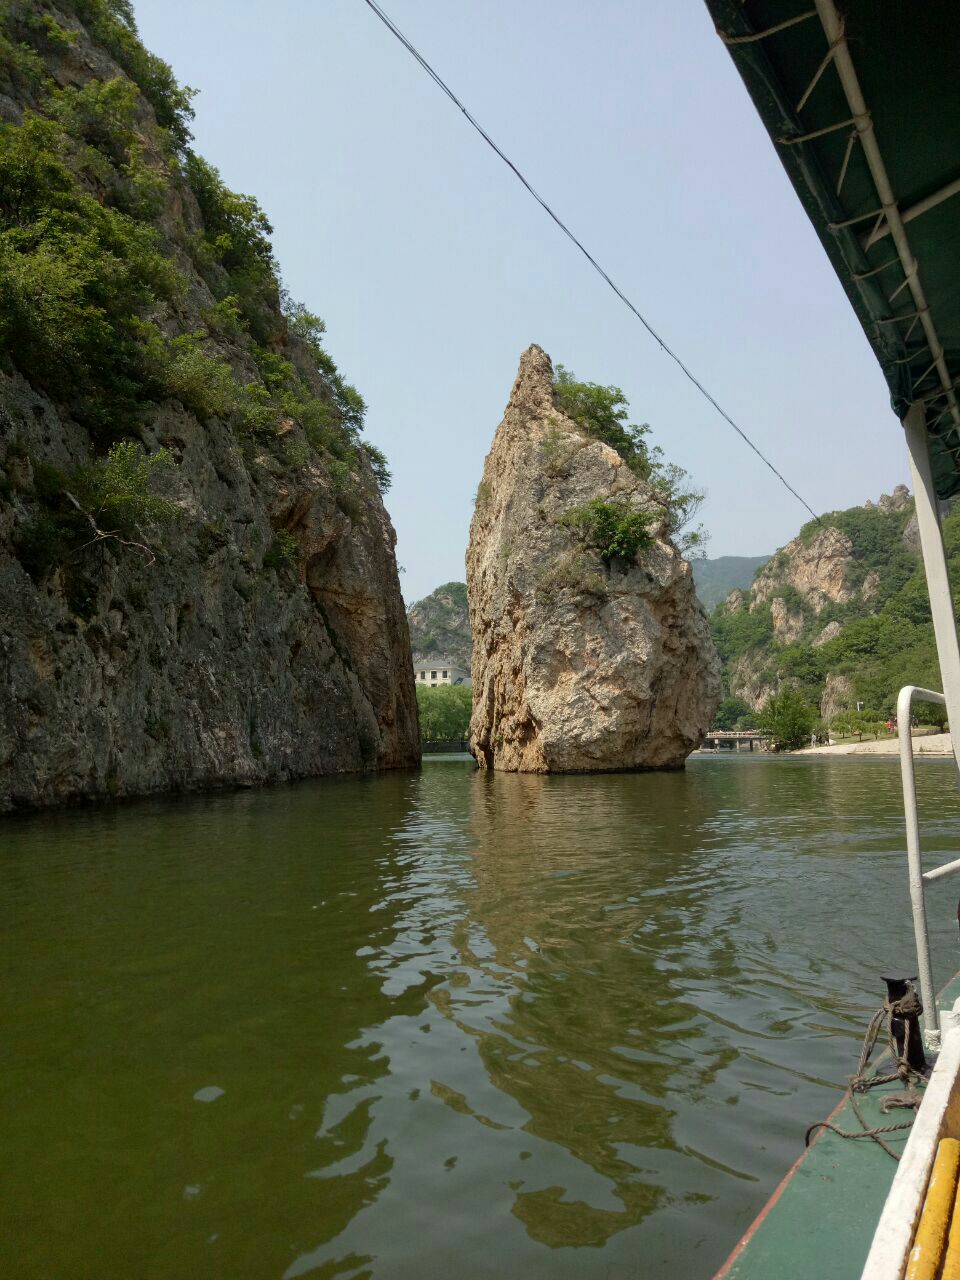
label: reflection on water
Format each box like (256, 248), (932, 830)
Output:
(2, 756), (960, 1279)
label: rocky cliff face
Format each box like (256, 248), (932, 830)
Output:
(751, 525), (857, 615)
(743, 486), (911, 625)
(466, 346), (720, 772)
(407, 581), (472, 669)
(712, 484), (922, 719)
(0, 2), (418, 810)
(820, 672), (854, 721)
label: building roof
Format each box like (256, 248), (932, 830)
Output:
(705, 1), (960, 497)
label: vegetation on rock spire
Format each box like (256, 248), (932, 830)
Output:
(552, 365), (707, 556)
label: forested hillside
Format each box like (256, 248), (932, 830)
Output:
(407, 581), (471, 668)
(691, 555), (770, 611)
(711, 486), (955, 726)
(0, 0), (418, 809)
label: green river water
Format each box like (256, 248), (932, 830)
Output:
(4, 754), (960, 1280)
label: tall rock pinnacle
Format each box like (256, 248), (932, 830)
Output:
(466, 345), (721, 772)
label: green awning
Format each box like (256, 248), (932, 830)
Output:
(705, 1), (960, 498)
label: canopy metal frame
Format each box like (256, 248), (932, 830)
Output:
(810, 0), (960, 438)
(709, 0), (960, 1048)
(709, 0), (960, 497)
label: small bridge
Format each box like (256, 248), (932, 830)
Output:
(701, 729), (770, 752)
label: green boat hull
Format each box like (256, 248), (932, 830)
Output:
(717, 974), (960, 1279)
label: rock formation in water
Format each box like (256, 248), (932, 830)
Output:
(466, 345), (721, 772)
(0, 2), (418, 811)
(408, 560), (774, 667)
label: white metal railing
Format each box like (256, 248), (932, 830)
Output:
(898, 684), (956, 1045)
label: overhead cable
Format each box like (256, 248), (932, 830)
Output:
(360, 0), (823, 525)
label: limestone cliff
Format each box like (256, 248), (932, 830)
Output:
(467, 346), (720, 772)
(407, 581), (472, 670)
(751, 525), (858, 615)
(712, 485), (928, 720)
(0, 1), (418, 810)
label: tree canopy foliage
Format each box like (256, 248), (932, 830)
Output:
(561, 498), (654, 564)
(415, 684), (472, 742)
(15, 440), (175, 582)
(757, 689), (816, 751)
(714, 696), (752, 730)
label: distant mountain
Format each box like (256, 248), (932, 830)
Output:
(692, 555), (771, 612)
(407, 582), (472, 669)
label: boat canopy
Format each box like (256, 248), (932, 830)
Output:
(705, 1), (960, 498)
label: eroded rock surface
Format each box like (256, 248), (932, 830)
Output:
(0, 3), (418, 811)
(407, 581), (472, 670)
(879, 484), (911, 514)
(821, 672), (854, 721)
(812, 620), (843, 648)
(0, 375), (419, 812)
(717, 485), (920, 713)
(728, 654), (778, 712)
(770, 597), (804, 645)
(751, 526), (855, 615)
(466, 346), (720, 772)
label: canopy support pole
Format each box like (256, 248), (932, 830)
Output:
(903, 401), (960, 771)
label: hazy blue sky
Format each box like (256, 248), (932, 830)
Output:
(134, 0), (908, 603)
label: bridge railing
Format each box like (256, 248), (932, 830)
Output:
(701, 732), (768, 742)
(422, 738), (470, 754)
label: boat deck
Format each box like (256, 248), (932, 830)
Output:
(717, 974), (960, 1279)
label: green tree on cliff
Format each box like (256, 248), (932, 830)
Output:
(553, 365), (707, 556)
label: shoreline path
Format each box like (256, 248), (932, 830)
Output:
(794, 732), (954, 757)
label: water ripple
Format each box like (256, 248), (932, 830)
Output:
(3, 757), (960, 1278)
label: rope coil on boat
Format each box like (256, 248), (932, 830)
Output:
(805, 988), (927, 1160)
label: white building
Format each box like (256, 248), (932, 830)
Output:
(414, 659), (471, 688)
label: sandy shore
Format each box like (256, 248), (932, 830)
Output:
(794, 732), (953, 757)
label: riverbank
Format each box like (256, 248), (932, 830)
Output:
(795, 732), (953, 757)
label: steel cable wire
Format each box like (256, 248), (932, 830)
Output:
(360, 0), (823, 525)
